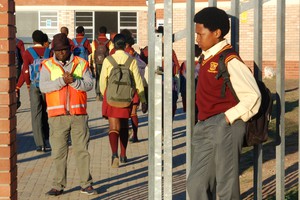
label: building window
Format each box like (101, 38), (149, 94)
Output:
(74, 11), (137, 42)
(75, 12), (94, 41)
(39, 11), (58, 40)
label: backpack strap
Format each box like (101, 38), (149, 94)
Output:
(80, 38), (87, 45)
(96, 38), (109, 46)
(27, 48), (39, 60)
(124, 56), (134, 68)
(106, 56), (119, 67)
(95, 39), (100, 46)
(215, 48), (239, 101)
(43, 48), (51, 59)
(106, 55), (134, 68)
(72, 39), (78, 46)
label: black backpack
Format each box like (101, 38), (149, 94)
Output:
(216, 49), (273, 147)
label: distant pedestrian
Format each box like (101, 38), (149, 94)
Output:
(59, 26), (74, 51)
(91, 26), (110, 101)
(15, 36), (25, 109)
(40, 33), (96, 196)
(16, 30), (50, 152)
(72, 26), (92, 61)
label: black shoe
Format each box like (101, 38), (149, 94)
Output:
(36, 146), (45, 152)
(120, 156), (127, 163)
(80, 186), (97, 195)
(111, 154), (119, 168)
(129, 137), (139, 143)
(46, 188), (63, 196)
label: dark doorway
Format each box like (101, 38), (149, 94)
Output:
(95, 12), (118, 38)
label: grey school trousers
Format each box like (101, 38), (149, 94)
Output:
(95, 63), (103, 96)
(48, 115), (93, 190)
(29, 84), (49, 147)
(187, 113), (245, 200)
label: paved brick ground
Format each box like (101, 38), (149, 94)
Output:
(16, 84), (187, 200)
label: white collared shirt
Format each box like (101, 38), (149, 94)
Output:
(202, 40), (261, 124)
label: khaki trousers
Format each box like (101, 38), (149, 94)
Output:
(48, 115), (92, 190)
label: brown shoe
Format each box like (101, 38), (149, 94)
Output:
(46, 188), (63, 196)
(80, 186), (97, 195)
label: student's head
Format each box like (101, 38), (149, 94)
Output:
(32, 30), (44, 45)
(113, 34), (126, 50)
(194, 7), (229, 51)
(99, 26), (107, 34)
(120, 29), (134, 46)
(52, 33), (71, 62)
(76, 26), (85, 34)
(60, 26), (69, 36)
(42, 33), (50, 48)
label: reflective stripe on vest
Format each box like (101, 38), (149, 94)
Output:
(43, 57), (88, 117)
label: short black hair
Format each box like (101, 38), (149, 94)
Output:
(120, 29), (134, 46)
(113, 34), (126, 50)
(32, 30), (44, 45)
(99, 26), (107, 34)
(194, 7), (230, 38)
(76, 26), (85, 34)
(42, 33), (49, 44)
(157, 26), (164, 35)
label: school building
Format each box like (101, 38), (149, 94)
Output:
(14, 0), (299, 79)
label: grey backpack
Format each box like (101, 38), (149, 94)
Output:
(106, 56), (135, 108)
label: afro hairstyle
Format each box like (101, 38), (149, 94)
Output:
(194, 7), (230, 38)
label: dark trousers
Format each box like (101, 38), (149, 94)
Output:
(30, 84), (49, 147)
(95, 64), (102, 96)
(187, 113), (245, 200)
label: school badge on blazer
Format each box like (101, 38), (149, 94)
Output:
(208, 62), (218, 73)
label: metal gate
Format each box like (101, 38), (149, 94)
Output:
(147, 0), (289, 200)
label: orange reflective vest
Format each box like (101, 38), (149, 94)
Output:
(43, 57), (88, 117)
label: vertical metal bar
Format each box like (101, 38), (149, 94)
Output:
(276, 0), (285, 200)
(186, 1), (195, 200)
(148, 0), (156, 199)
(163, 0), (173, 199)
(154, 33), (163, 200)
(208, 0), (217, 7)
(230, 0), (240, 52)
(185, 0), (195, 198)
(253, 1), (263, 199)
(299, 2), (300, 197)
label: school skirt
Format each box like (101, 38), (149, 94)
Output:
(102, 90), (139, 118)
